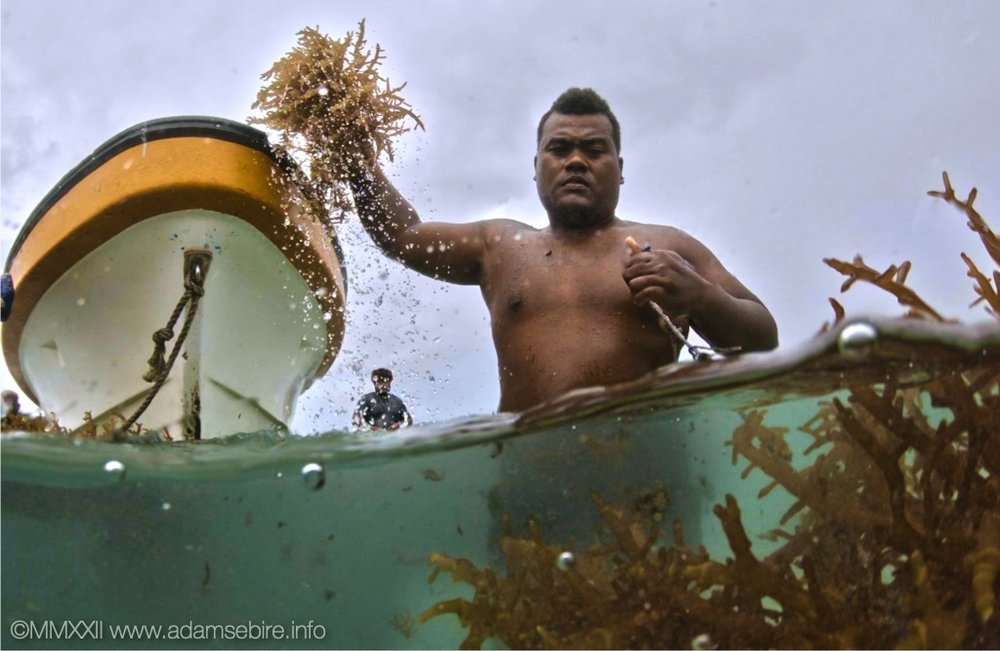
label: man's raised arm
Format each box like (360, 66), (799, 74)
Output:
(348, 164), (486, 286)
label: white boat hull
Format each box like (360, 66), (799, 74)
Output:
(3, 117), (347, 439)
(19, 210), (331, 438)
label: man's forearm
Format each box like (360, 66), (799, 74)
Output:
(691, 287), (778, 353)
(349, 166), (421, 257)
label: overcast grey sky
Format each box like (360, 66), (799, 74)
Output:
(2, 0), (999, 433)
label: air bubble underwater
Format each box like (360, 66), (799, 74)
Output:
(555, 551), (576, 571)
(837, 321), (878, 359)
(103, 460), (126, 481)
(302, 462), (326, 491)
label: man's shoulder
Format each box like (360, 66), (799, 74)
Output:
(480, 218), (539, 236)
(615, 219), (685, 238)
(617, 220), (703, 249)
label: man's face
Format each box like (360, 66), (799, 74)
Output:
(535, 113), (623, 227)
(373, 376), (391, 395)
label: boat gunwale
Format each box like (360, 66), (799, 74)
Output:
(4, 117), (315, 269)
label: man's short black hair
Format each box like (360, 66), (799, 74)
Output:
(371, 368), (393, 381)
(537, 88), (621, 154)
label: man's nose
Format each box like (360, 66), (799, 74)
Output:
(564, 149), (588, 170)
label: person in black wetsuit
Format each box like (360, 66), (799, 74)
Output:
(352, 368), (413, 431)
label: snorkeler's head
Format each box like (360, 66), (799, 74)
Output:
(371, 368), (393, 394)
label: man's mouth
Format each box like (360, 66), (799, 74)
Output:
(561, 176), (589, 189)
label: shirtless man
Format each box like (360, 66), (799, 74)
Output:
(348, 88), (777, 412)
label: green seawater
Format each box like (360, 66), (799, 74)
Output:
(2, 318), (998, 649)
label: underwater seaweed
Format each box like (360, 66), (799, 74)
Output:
(249, 21), (423, 221)
(420, 174), (1000, 649)
(392, 611), (419, 639)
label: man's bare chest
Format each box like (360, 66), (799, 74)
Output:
(480, 235), (635, 316)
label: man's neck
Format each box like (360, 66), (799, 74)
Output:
(547, 213), (619, 239)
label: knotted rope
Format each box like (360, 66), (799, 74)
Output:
(625, 236), (741, 362)
(117, 251), (211, 437)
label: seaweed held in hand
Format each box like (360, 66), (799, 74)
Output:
(249, 21), (423, 221)
(421, 173), (1000, 649)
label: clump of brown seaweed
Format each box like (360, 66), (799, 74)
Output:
(1, 389), (63, 434)
(249, 20), (423, 220)
(1, 398), (161, 442)
(74, 411), (164, 441)
(420, 173), (999, 649)
(1, 412), (64, 435)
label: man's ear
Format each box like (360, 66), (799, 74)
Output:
(619, 156), (625, 184)
(533, 155), (538, 181)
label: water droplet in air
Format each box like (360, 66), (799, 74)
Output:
(556, 551), (576, 571)
(103, 460), (126, 481)
(162, 502), (172, 511)
(77, 298), (86, 307)
(302, 462), (326, 491)
(691, 633), (717, 650)
(838, 321), (878, 359)
(317, 85), (329, 96)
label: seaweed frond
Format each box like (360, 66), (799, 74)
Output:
(928, 171), (1000, 268)
(822, 255), (946, 322)
(249, 21), (423, 221)
(823, 171), (999, 326)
